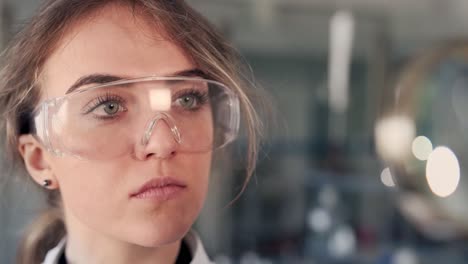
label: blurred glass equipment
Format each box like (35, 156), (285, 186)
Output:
(375, 40), (468, 240)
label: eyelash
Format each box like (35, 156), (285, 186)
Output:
(173, 88), (209, 110)
(81, 88), (209, 118)
(82, 93), (126, 116)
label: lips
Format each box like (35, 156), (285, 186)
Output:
(130, 177), (187, 199)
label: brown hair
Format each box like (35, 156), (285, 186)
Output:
(0, 0), (263, 263)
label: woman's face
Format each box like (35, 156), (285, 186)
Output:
(39, 5), (212, 246)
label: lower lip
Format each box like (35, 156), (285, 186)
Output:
(131, 185), (186, 201)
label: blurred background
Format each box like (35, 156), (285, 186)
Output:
(3, 0), (468, 263)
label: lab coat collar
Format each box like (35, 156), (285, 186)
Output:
(41, 230), (213, 264)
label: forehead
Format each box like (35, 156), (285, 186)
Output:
(41, 4), (194, 98)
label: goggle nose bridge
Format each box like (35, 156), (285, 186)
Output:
(141, 112), (182, 146)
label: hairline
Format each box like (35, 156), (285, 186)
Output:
(35, 1), (186, 94)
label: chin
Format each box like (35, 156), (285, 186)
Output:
(127, 219), (192, 247)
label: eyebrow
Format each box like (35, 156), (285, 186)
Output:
(66, 68), (207, 94)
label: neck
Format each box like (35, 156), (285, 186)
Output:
(63, 211), (181, 264)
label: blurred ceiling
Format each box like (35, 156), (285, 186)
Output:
(188, 0), (468, 58)
(7, 0), (468, 58)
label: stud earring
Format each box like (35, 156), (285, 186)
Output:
(42, 179), (52, 188)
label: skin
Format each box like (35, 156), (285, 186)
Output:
(18, 4), (212, 264)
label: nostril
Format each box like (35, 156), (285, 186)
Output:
(141, 150), (176, 160)
(151, 150), (176, 159)
(132, 149), (177, 161)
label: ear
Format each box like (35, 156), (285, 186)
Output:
(18, 134), (59, 189)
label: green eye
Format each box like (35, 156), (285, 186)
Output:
(178, 95), (197, 109)
(103, 102), (120, 115)
(173, 89), (208, 112)
(82, 94), (127, 120)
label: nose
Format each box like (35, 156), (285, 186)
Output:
(133, 113), (181, 160)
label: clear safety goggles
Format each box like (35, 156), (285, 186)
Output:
(33, 76), (240, 160)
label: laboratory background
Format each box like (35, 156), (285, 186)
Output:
(2, 0), (468, 263)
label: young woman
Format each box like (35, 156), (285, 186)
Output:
(0, 0), (262, 263)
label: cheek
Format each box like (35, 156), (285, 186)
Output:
(173, 152), (212, 218)
(51, 158), (127, 224)
(50, 154), (142, 241)
(188, 153), (212, 192)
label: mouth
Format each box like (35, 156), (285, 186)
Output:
(130, 177), (187, 200)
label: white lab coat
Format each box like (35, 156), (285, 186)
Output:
(41, 230), (214, 264)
